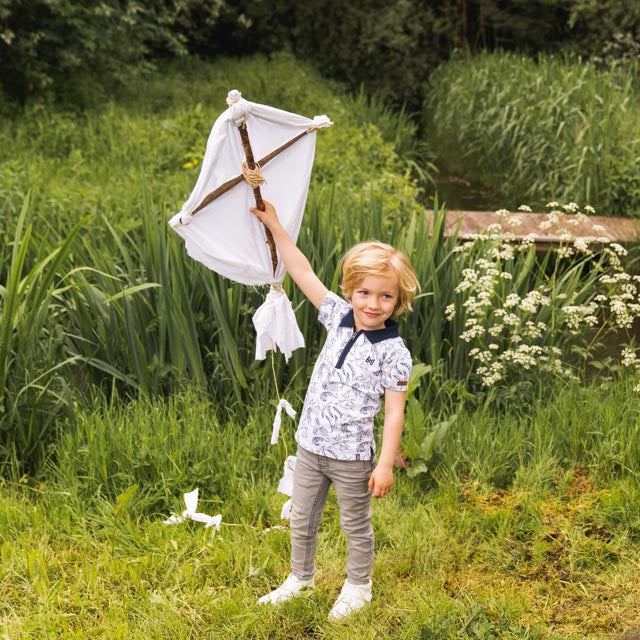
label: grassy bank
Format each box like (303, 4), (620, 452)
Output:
(1, 379), (640, 638)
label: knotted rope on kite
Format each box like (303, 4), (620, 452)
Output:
(241, 161), (266, 188)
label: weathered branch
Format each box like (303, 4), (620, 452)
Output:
(237, 121), (278, 276)
(189, 129), (310, 216)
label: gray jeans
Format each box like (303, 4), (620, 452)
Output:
(290, 446), (375, 585)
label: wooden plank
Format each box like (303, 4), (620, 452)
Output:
(425, 210), (639, 249)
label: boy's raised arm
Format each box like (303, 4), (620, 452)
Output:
(251, 201), (328, 310)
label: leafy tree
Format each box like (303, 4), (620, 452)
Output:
(0, 0), (227, 103)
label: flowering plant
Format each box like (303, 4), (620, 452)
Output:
(446, 203), (640, 392)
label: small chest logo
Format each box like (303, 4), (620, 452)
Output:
(365, 356), (375, 365)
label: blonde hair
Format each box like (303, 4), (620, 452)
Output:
(339, 241), (419, 316)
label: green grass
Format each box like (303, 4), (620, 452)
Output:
(1, 378), (640, 638)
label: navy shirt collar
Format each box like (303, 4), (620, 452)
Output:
(338, 309), (399, 343)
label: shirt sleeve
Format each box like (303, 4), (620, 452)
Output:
(382, 341), (412, 392)
(318, 291), (350, 331)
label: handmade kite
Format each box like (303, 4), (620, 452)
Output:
(169, 90), (332, 362)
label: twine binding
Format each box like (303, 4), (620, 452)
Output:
(242, 161), (266, 188)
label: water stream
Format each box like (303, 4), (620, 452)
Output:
(429, 174), (498, 211)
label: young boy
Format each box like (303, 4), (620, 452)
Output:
(252, 201), (418, 620)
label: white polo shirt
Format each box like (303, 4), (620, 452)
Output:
(295, 292), (412, 461)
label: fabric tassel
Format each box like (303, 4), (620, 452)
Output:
(275, 456), (296, 521)
(253, 287), (305, 362)
(162, 488), (222, 530)
(276, 456), (296, 495)
(280, 499), (293, 520)
(270, 399), (297, 445)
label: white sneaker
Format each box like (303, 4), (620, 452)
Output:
(257, 573), (314, 605)
(328, 579), (372, 620)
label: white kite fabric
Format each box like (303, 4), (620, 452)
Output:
(276, 455), (296, 520)
(253, 288), (304, 362)
(169, 90), (332, 362)
(270, 398), (297, 445)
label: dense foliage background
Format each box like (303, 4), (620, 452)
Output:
(1, 0), (639, 466)
(2, 0), (639, 214)
(2, 0), (640, 107)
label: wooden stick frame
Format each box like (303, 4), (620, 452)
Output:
(188, 129), (310, 217)
(237, 120), (278, 275)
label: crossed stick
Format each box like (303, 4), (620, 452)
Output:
(183, 115), (322, 277)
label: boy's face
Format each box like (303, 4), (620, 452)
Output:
(349, 275), (399, 332)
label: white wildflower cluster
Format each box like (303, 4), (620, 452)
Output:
(547, 212), (560, 225)
(449, 241), (565, 388)
(562, 303), (599, 333)
(610, 298), (639, 329)
(446, 201), (640, 390)
(492, 244), (516, 260)
(556, 246), (574, 259)
(523, 321), (546, 339)
(603, 244), (628, 272)
(621, 347), (640, 395)
(507, 216), (522, 227)
(537, 202), (610, 256)
(611, 243), (628, 256)
(488, 324), (504, 336)
(622, 346), (640, 368)
(520, 291), (550, 313)
(476, 362), (504, 386)
(574, 238), (592, 254)
(504, 293), (521, 308)
(455, 268), (478, 293)
(502, 344), (544, 369)
(595, 255), (640, 331)
(460, 323), (486, 342)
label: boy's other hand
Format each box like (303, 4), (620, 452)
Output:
(368, 464), (393, 498)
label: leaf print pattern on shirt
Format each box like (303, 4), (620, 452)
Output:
(296, 292), (412, 461)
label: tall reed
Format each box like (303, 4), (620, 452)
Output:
(424, 52), (640, 215)
(0, 195), (87, 470)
